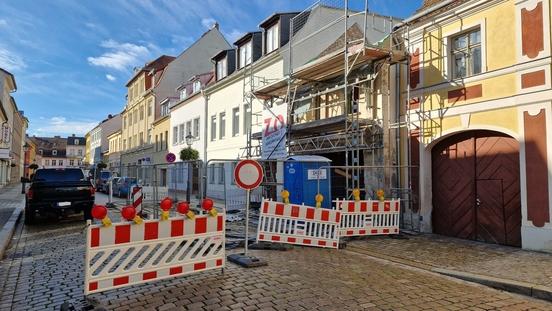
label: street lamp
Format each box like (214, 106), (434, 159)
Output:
(185, 132), (193, 203)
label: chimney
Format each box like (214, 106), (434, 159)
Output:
(212, 22), (219, 30)
(72, 134), (75, 137)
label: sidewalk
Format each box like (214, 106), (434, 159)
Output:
(0, 184), (24, 230)
(347, 233), (552, 300)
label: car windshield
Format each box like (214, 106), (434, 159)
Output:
(33, 169), (85, 182)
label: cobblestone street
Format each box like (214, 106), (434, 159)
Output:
(1, 215), (551, 310)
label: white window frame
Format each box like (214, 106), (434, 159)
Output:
(232, 107), (240, 137)
(193, 81), (201, 93)
(239, 40), (252, 68)
(211, 115), (217, 141)
(443, 21), (486, 82)
(193, 118), (200, 138)
(172, 126), (178, 145)
(216, 57), (227, 80)
(180, 88), (187, 100)
(179, 123), (185, 143)
(219, 112), (226, 139)
(266, 23), (279, 54)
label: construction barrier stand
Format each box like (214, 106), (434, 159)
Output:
(131, 186), (142, 214)
(334, 199), (400, 237)
(84, 213), (225, 295)
(256, 199), (341, 249)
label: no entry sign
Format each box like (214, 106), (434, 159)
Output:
(234, 160), (263, 190)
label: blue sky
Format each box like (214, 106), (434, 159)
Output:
(0, 0), (422, 137)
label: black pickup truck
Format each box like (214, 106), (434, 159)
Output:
(25, 168), (95, 224)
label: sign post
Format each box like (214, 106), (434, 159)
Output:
(227, 159), (267, 268)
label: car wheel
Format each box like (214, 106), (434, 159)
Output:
(83, 205), (92, 221)
(24, 203), (35, 225)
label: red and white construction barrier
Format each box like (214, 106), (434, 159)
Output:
(256, 199), (341, 249)
(334, 199), (400, 237)
(84, 213), (225, 294)
(131, 186), (143, 214)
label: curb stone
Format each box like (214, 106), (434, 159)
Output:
(347, 245), (552, 303)
(0, 206), (23, 260)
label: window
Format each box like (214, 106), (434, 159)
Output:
(140, 105), (144, 120)
(193, 80), (201, 93)
(180, 88), (187, 100)
(452, 28), (481, 79)
(52, 150), (57, 156)
(219, 112), (226, 139)
(123, 116), (127, 128)
(232, 107), (240, 136)
(209, 164), (215, 184)
(123, 139), (127, 150)
(69, 149), (74, 156)
(134, 110), (138, 123)
(78, 149), (82, 156)
(179, 124), (185, 143)
(211, 115), (217, 141)
(139, 132), (144, 145)
(243, 103), (251, 134)
(216, 57), (227, 80)
(52, 160), (56, 166)
(155, 135), (158, 151)
(70, 160), (74, 166)
(239, 40), (252, 68)
(266, 23), (279, 53)
(193, 118), (200, 138)
(161, 103), (169, 117)
(186, 121), (192, 139)
(218, 163), (224, 184)
(59, 160), (63, 166)
(129, 136), (132, 148)
(173, 126), (178, 145)
(75, 139), (79, 145)
(147, 129), (152, 143)
(148, 100), (153, 117)
(134, 134), (138, 147)
(45, 159), (49, 166)
(159, 133), (163, 150)
(165, 130), (168, 149)
(39, 149), (43, 155)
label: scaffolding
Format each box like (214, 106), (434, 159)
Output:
(239, 1), (420, 230)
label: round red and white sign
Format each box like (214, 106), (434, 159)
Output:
(234, 160), (263, 190)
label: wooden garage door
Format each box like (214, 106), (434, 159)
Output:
(432, 131), (521, 247)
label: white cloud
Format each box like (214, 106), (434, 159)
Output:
(201, 17), (216, 29)
(0, 46), (26, 72)
(34, 116), (98, 136)
(0, 19), (7, 27)
(87, 39), (151, 71)
(224, 29), (244, 43)
(105, 74), (116, 81)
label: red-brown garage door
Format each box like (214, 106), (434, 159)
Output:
(432, 130), (521, 247)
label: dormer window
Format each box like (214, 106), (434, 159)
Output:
(216, 57), (227, 80)
(39, 149), (43, 155)
(266, 23), (279, 54)
(238, 41), (252, 68)
(161, 102), (169, 117)
(193, 80), (201, 93)
(75, 139), (79, 145)
(52, 150), (57, 156)
(180, 88), (187, 100)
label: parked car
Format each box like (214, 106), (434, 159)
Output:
(113, 177), (138, 198)
(95, 171), (112, 192)
(25, 168), (95, 224)
(101, 176), (120, 193)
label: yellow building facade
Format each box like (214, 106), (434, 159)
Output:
(402, 0), (552, 251)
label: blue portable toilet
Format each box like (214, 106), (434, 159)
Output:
(284, 155), (332, 208)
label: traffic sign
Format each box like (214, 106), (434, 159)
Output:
(234, 160), (263, 190)
(166, 153), (176, 163)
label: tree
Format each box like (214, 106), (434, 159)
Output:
(29, 163), (39, 170)
(180, 147), (199, 161)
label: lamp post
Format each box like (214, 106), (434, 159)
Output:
(185, 132), (193, 203)
(21, 143), (30, 193)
